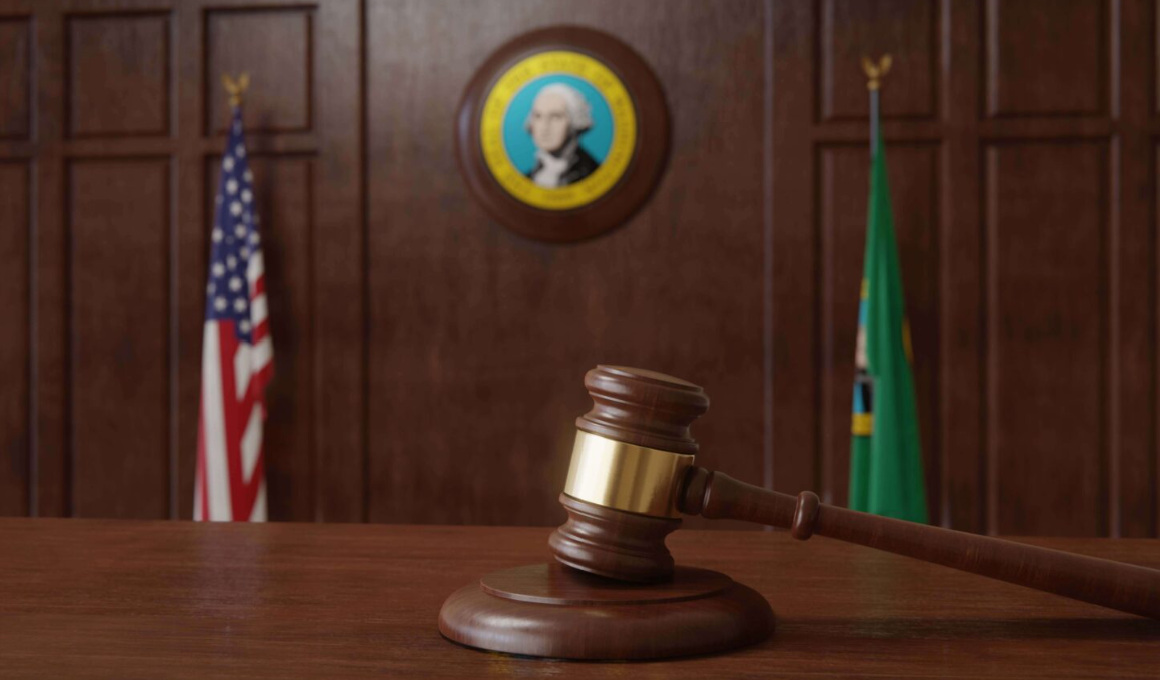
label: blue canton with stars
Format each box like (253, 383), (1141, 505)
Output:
(206, 107), (262, 343)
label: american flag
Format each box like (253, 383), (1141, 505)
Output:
(194, 106), (272, 522)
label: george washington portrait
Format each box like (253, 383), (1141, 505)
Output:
(523, 82), (602, 188)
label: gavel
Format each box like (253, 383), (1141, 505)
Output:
(548, 365), (1160, 619)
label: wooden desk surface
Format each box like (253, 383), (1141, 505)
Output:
(1, 519), (1158, 678)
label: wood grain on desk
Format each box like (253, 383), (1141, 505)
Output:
(0, 519), (1157, 678)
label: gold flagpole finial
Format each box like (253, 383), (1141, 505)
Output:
(221, 72), (250, 108)
(861, 55), (892, 92)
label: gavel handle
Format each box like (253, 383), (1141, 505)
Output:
(680, 467), (1160, 619)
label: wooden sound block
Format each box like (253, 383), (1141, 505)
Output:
(438, 563), (774, 660)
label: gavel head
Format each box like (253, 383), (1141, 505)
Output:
(548, 365), (709, 582)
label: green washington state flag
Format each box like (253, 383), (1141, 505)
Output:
(849, 132), (928, 523)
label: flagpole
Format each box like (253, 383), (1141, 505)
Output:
(861, 55), (891, 157)
(197, 72), (269, 522)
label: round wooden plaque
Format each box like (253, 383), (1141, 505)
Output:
(438, 563), (774, 660)
(456, 26), (670, 243)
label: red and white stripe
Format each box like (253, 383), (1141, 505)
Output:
(194, 253), (273, 521)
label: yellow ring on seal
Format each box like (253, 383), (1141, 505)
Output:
(479, 51), (637, 211)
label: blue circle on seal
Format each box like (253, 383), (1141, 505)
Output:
(501, 74), (616, 176)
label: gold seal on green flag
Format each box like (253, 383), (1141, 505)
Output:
(848, 128), (928, 524)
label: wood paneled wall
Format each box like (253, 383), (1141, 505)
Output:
(774, 0), (1158, 538)
(1, 0), (1157, 537)
(0, 0), (361, 521)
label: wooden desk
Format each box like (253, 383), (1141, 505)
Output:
(1, 519), (1157, 678)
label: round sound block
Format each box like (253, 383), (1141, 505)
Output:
(438, 563), (774, 660)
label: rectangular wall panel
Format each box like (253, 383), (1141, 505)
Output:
(817, 143), (940, 512)
(0, 17), (31, 139)
(207, 155), (316, 521)
(67, 13), (171, 138)
(819, 0), (938, 121)
(69, 159), (171, 518)
(984, 0), (1108, 117)
(984, 142), (1108, 536)
(205, 8), (314, 135)
(0, 162), (30, 516)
